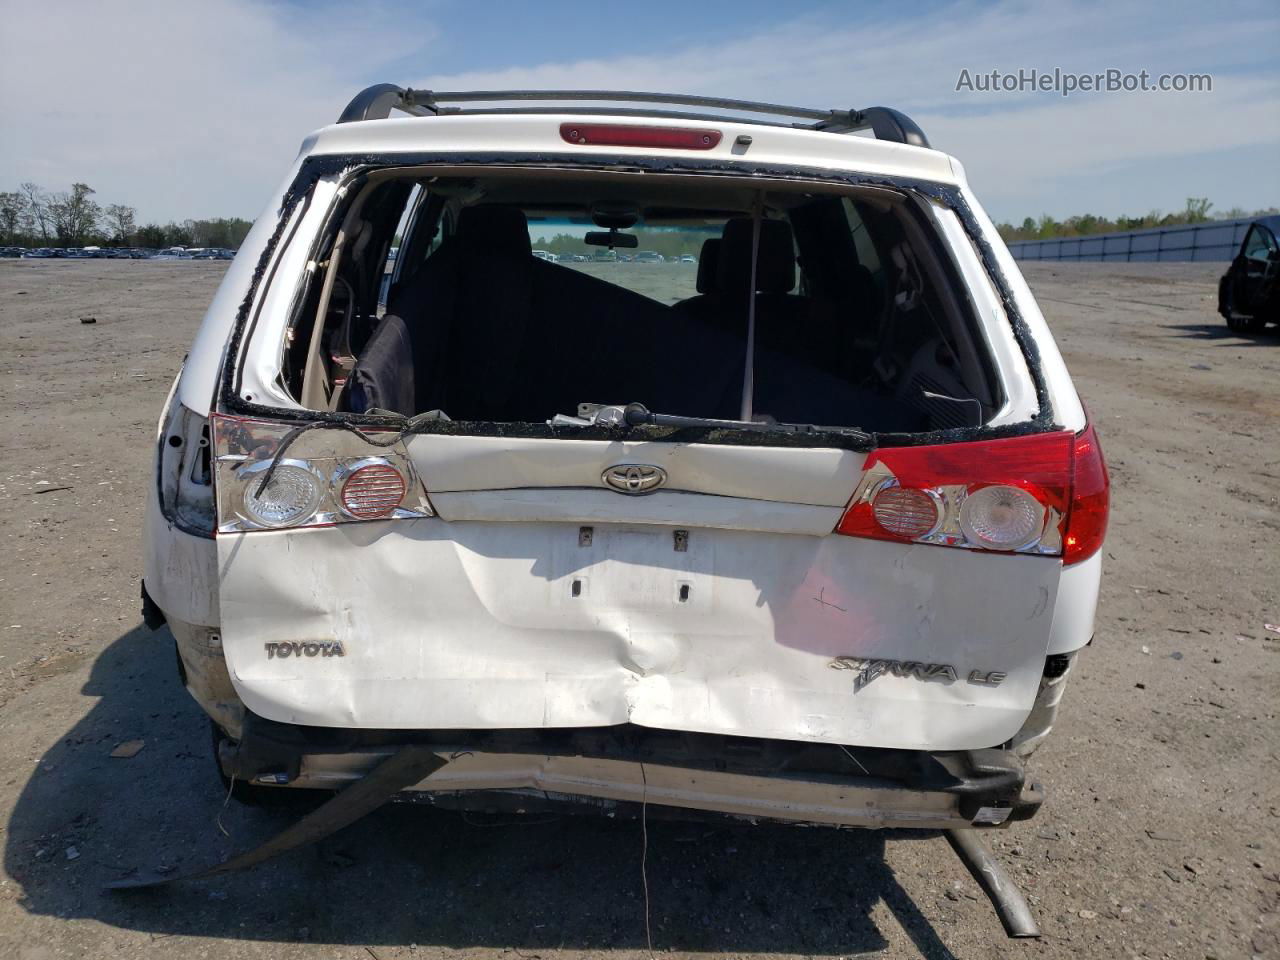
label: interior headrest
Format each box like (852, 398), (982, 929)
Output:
(455, 206), (532, 258)
(716, 218), (795, 296)
(695, 239), (721, 294)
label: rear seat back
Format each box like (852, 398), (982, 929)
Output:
(350, 205), (920, 428)
(354, 206), (742, 420)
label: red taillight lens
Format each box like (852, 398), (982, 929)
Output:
(560, 122), (722, 150)
(339, 463), (406, 519)
(1062, 425), (1109, 564)
(836, 425), (1108, 563)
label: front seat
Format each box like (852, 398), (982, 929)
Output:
(712, 217), (815, 347)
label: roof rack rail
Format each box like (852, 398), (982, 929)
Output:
(337, 85), (930, 148)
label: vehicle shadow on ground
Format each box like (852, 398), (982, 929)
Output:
(4, 624), (960, 958)
(1160, 321), (1279, 344)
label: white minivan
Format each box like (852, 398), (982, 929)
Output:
(142, 87), (1107, 921)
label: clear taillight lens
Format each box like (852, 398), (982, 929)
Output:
(837, 424), (1108, 563)
(958, 484), (1045, 550)
(240, 461), (324, 528)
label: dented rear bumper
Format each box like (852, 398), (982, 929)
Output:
(218, 713), (1043, 829)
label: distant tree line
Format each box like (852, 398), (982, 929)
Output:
(996, 198), (1279, 244)
(0, 182), (252, 249)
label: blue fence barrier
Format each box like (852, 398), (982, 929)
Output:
(1007, 218), (1253, 263)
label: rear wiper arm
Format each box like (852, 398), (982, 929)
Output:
(601, 402), (874, 442)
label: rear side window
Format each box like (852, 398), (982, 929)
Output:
(1243, 225), (1276, 261)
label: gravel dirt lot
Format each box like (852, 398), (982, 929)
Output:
(0, 259), (1276, 959)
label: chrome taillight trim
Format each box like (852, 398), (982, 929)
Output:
(212, 416), (433, 533)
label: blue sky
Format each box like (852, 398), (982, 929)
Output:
(1, 0), (1276, 225)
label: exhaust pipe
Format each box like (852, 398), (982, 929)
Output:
(945, 828), (1041, 938)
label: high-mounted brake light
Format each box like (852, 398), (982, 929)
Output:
(836, 425), (1108, 563)
(560, 122), (722, 150)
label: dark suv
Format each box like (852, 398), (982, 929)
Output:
(1219, 216), (1280, 333)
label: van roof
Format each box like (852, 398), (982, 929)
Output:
(339, 87), (928, 141)
(302, 112), (957, 185)
(296, 85), (961, 186)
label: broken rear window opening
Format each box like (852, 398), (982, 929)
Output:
(234, 161), (1045, 446)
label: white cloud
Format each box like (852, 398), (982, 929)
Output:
(420, 0), (1280, 219)
(1, 0), (1276, 224)
(0, 0), (440, 221)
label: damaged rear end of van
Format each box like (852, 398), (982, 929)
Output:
(143, 88), (1107, 833)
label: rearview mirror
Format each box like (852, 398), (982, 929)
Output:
(584, 230), (638, 249)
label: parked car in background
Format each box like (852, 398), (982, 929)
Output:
(1219, 216), (1280, 333)
(634, 250), (664, 263)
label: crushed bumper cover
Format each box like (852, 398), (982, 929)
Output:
(220, 714), (1043, 829)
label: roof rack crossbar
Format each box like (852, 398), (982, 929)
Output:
(336, 85), (930, 148)
(410, 89), (840, 122)
(425, 105), (823, 128)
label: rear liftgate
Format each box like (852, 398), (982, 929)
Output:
(212, 182), (1094, 746)
(208, 416), (1079, 748)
